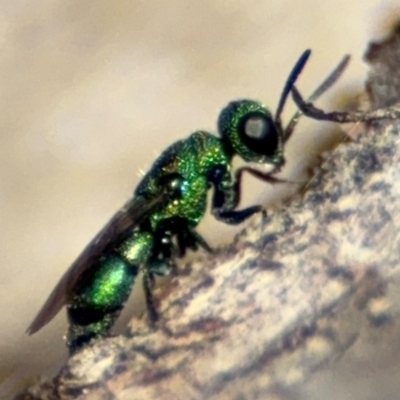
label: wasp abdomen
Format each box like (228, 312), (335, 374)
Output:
(67, 232), (153, 353)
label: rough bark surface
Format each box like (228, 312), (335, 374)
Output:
(17, 25), (400, 400)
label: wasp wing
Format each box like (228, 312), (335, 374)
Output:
(27, 193), (166, 335)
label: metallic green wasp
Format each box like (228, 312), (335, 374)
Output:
(27, 49), (390, 354)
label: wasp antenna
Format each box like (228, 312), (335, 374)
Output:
(307, 54), (350, 104)
(283, 54), (351, 143)
(275, 49), (312, 126)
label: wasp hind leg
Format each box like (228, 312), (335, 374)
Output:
(142, 269), (158, 322)
(143, 258), (177, 323)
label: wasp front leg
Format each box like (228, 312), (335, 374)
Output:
(209, 166), (264, 225)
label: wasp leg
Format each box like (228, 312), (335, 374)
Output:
(175, 222), (213, 256)
(151, 227), (179, 273)
(142, 226), (181, 322)
(292, 86), (400, 123)
(147, 244), (178, 277)
(142, 269), (158, 322)
(148, 259), (175, 276)
(144, 251), (182, 323)
(184, 227), (212, 252)
(213, 206), (263, 225)
(156, 217), (212, 257)
(236, 165), (290, 184)
(209, 166), (264, 225)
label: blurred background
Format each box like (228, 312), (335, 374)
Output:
(1, 0), (400, 398)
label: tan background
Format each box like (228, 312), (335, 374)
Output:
(0, 1), (399, 398)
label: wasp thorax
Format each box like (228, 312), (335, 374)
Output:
(218, 99), (280, 163)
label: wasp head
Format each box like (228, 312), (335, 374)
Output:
(218, 99), (284, 168)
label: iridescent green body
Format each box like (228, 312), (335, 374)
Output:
(67, 232), (153, 351)
(29, 49), (366, 354)
(136, 131), (232, 228)
(67, 132), (235, 351)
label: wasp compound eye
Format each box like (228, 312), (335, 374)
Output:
(238, 112), (278, 158)
(218, 99), (280, 163)
(242, 113), (270, 139)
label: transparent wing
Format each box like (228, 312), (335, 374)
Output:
(27, 193), (166, 335)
